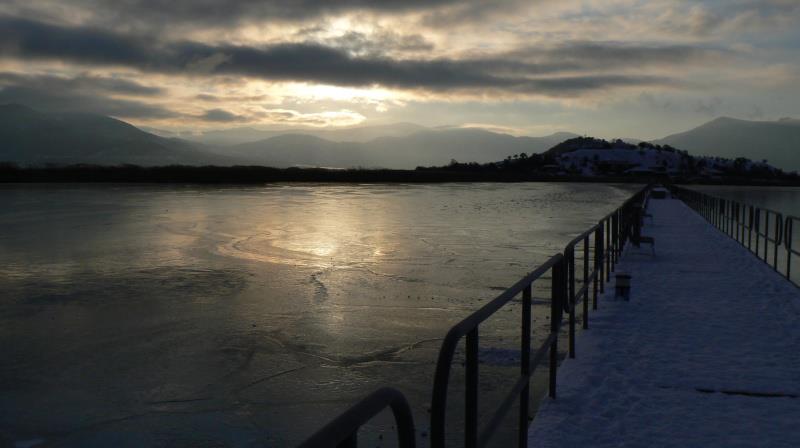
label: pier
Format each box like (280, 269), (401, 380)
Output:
(528, 191), (800, 447)
(301, 186), (800, 448)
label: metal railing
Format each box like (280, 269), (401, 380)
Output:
(299, 387), (416, 448)
(299, 186), (650, 448)
(430, 254), (566, 448)
(670, 186), (799, 286)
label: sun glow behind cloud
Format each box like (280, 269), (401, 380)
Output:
(0, 0), (798, 137)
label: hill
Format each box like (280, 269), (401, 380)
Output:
(223, 128), (578, 169)
(228, 134), (365, 168)
(426, 136), (790, 183)
(0, 104), (238, 166)
(188, 122), (428, 146)
(654, 117), (800, 172)
(0, 105), (579, 169)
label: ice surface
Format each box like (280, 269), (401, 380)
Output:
(0, 183), (639, 447)
(528, 197), (800, 447)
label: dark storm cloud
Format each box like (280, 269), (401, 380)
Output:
(538, 42), (723, 67)
(513, 75), (684, 95)
(199, 108), (247, 122)
(2, 0), (465, 27)
(110, 0), (424, 22)
(0, 16), (704, 96)
(0, 72), (163, 96)
(0, 86), (178, 118)
(0, 72), (176, 118)
(0, 17), (151, 66)
(314, 30), (434, 56)
(195, 93), (270, 102)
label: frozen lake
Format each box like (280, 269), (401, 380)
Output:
(0, 182), (640, 447)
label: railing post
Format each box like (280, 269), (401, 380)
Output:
(594, 226), (602, 304)
(764, 212), (770, 263)
(301, 387), (416, 448)
(567, 246), (576, 359)
(611, 212), (618, 271)
(598, 224), (605, 295)
(755, 209), (761, 256)
(724, 198), (728, 232)
(748, 206), (754, 250)
(582, 236), (589, 329)
(787, 217), (793, 282)
(740, 204), (745, 244)
(605, 219), (611, 281)
(519, 285), (532, 448)
(773, 214), (782, 271)
(465, 329), (478, 448)
(549, 260), (563, 399)
(725, 200), (730, 235)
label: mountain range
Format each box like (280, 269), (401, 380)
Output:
(225, 129), (579, 169)
(169, 122), (430, 146)
(655, 116), (800, 172)
(1, 104), (798, 172)
(0, 104), (236, 166)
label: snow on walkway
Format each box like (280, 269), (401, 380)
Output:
(528, 197), (800, 448)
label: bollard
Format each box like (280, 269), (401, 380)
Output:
(615, 273), (631, 301)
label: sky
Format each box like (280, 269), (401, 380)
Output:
(0, 0), (799, 140)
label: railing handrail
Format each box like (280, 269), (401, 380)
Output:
(430, 185), (648, 447)
(670, 185), (797, 286)
(300, 184), (651, 448)
(565, 224), (599, 248)
(436, 254), (564, 342)
(754, 207), (784, 245)
(429, 253), (565, 448)
(299, 387), (416, 448)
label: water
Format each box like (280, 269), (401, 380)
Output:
(0, 182), (639, 447)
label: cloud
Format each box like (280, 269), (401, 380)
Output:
(199, 108), (247, 122)
(0, 17), (152, 66)
(1, 0), (796, 136)
(307, 29), (434, 56)
(529, 42), (728, 68)
(0, 72), (163, 96)
(0, 17), (705, 98)
(260, 108), (366, 127)
(186, 53), (232, 73)
(195, 106), (365, 126)
(0, 85), (178, 118)
(638, 92), (674, 111)
(0, 0), (465, 29)
(195, 93), (271, 102)
(746, 105), (764, 120)
(649, 0), (800, 38)
(0, 71), (176, 118)
(419, 0), (533, 28)
(694, 97), (723, 116)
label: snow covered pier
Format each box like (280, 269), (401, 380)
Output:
(528, 195), (800, 447)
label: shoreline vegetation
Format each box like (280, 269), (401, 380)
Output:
(3, 137), (798, 186)
(1, 163), (799, 185)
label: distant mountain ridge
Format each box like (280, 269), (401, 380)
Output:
(0, 104), (238, 166)
(2, 103), (798, 172)
(187, 122), (428, 146)
(0, 104), (580, 168)
(225, 128), (578, 168)
(655, 116), (800, 172)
